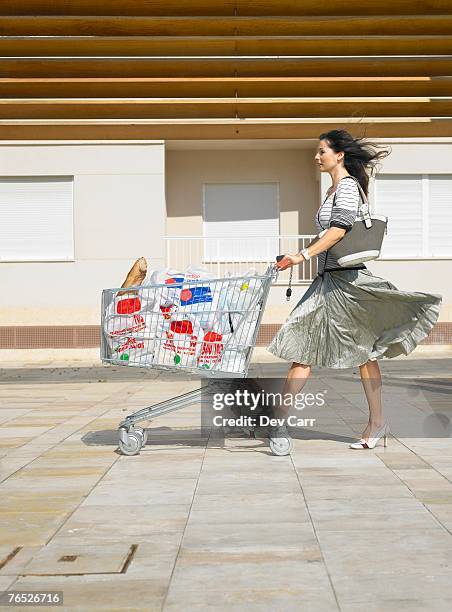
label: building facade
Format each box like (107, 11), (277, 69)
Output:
(1, 2), (451, 349)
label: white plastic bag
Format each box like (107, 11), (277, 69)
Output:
(155, 314), (204, 368)
(176, 282), (221, 330)
(104, 293), (162, 364)
(197, 329), (232, 370)
(104, 294), (153, 342)
(218, 347), (248, 374)
(105, 264), (263, 368)
(144, 269), (185, 307)
(230, 311), (259, 349)
(184, 265), (216, 282)
(110, 335), (156, 364)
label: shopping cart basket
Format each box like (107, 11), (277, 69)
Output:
(101, 264), (292, 456)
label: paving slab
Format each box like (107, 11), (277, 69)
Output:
(20, 543), (134, 576)
(0, 358), (451, 610)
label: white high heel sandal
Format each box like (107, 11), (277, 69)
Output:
(349, 423), (389, 449)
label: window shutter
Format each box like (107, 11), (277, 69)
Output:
(375, 175), (423, 257)
(429, 175), (452, 257)
(203, 183), (279, 262)
(0, 176), (74, 261)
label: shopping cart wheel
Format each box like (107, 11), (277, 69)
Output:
(118, 430), (142, 456)
(133, 427), (148, 446)
(268, 427), (293, 456)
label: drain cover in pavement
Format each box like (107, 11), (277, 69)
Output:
(21, 544), (136, 576)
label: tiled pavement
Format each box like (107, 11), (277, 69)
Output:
(1, 353), (452, 611)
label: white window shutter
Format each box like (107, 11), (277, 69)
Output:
(0, 176), (74, 261)
(428, 175), (452, 257)
(203, 183), (279, 262)
(375, 175), (423, 257)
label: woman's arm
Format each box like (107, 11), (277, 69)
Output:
(301, 227), (346, 259)
(276, 177), (360, 271)
(303, 226), (346, 252)
(276, 227), (346, 271)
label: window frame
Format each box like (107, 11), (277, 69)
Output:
(0, 175), (75, 263)
(374, 173), (452, 260)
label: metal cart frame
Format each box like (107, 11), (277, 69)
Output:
(101, 264), (292, 456)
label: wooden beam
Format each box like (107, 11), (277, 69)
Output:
(1, 15), (451, 36)
(0, 1), (450, 17)
(2, 57), (452, 78)
(2, 36), (452, 57)
(1, 119), (452, 140)
(1, 98), (451, 120)
(1, 77), (450, 99)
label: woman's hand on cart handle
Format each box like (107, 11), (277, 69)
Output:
(275, 253), (304, 271)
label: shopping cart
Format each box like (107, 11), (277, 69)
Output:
(100, 263), (292, 456)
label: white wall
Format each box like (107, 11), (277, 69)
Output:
(166, 148), (319, 237)
(0, 143), (166, 325)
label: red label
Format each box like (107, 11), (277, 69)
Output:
(204, 331), (222, 343)
(198, 331), (224, 365)
(170, 320), (193, 335)
(160, 305), (175, 320)
(116, 297), (141, 315)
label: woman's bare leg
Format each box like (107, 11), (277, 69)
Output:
(274, 362), (312, 420)
(359, 359), (384, 440)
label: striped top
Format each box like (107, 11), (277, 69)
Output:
(315, 176), (364, 272)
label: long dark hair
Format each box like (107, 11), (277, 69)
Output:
(318, 129), (391, 195)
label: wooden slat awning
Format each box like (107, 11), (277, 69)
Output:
(2, 37), (452, 57)
(1, 16), (451, 37)
(1, 1), (451, 17)
(1, 1), (452, 139)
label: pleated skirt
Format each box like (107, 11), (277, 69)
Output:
(267, 267), (442, 369)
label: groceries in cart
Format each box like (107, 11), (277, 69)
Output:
(102, 257), (268, 374)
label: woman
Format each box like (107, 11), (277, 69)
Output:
(267, 129), (442, 453)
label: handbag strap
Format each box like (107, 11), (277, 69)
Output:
(332, 175), (372, 229)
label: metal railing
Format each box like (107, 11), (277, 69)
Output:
(165, 235), (317, 283)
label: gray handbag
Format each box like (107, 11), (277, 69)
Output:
(321, 175), (388, 267)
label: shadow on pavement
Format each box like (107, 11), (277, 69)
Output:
(81, 427), (355, 449)
(1, 358), (451, 384)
